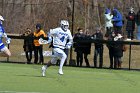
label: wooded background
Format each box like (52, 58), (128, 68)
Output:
(0, 0), (140, 34)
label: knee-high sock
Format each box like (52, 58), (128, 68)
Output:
(59, 54), (67, 70)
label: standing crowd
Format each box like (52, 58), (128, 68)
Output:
(1, 7), (140, 76)
(73, 7), (140, 69)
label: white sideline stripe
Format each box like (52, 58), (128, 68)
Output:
(0, 91), (46, 93)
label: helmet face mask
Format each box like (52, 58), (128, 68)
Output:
(62, 25), (69, 31)
(60, 20), (69, 31)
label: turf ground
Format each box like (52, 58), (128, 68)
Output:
(0, 63), (140, 93)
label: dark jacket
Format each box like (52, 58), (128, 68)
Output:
(92, 32), (103, 48)
(113, 38), (123, 57)
(23, 33), (34, 52)
(126, 12), (136, 31)
(112, 9), (123, 27)
(73, 33), (86, 52)
(82, 35), (92, 54)
(107, 35), (123, 57)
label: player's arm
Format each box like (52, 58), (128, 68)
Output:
(1, 27), (11, 44)
(49, 28), (58, 36)
(66, 31), (73, 49)
(38, 32), (52, 44)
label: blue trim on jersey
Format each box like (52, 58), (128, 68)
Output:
(0, 43), (5, 50)
(0, 39), (2, 43)
(0, 24), (6, 50)
(0, 24), (5, 33)
(0, 24), (5, 38)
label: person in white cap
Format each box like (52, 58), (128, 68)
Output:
(126, 7), (136, 40)
(0, 15), (11, 57)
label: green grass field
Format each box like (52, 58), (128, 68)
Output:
(0, 63), (140, 93)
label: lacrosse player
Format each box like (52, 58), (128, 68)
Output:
(40, 20), (73, 76)
(0, 15), (11, 57)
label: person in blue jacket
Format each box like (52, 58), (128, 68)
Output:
(0, 15), (11, 57)
(112, 8), (123, 34)
(135, 9), (140, 40)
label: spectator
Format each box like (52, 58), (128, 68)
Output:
(104, 8), (113, 39)
(113, 33), (124, 68)
(126, 7), (136, 40)
(107, 32), (124, 69)
(112, 8), (123, 34)
(107, 31), (116, 69)
(22, 28), (34, 64)
(83, 29), (91, 67)
(73, 28), (86, 67)
(33, 24), (46, 64)
(91, 27), (103, 68)
(135, 9), (140, 40)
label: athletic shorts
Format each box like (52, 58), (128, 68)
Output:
(51, 48), (67, 64)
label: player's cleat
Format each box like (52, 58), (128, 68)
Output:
(42, 66), (46, 77)
(58, 69), (64, 75)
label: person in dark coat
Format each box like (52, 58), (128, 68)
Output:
(126, 7), (136, 40)
(91, 27), (103, 68)
(82, 29), (91, 67)
(73, 28), (86, 67)
(107, 31), (116, 69)
(22, 28), (34, 64)
(113, 33), (124, 68)
(107, 31), (124, 69)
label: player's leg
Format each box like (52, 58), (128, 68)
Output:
(42, 60), (51, 77)
(38, 45), (44, 64)
(0, 46), (11, 57)
(51, 48), (67, 75)
(42, 57), (58, 77)
(64, 49), (69, 65)
(42, 48), (67, 76)
(57, 49), (67, 75)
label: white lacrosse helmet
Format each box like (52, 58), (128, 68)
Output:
(60, 20), (69, 31)
(0, 15), (4, 21)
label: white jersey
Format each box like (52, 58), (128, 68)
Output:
(104, 13), (113, 28)
(49, 27), (73, 49)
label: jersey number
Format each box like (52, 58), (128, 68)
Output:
(60, 36), (65, 42)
